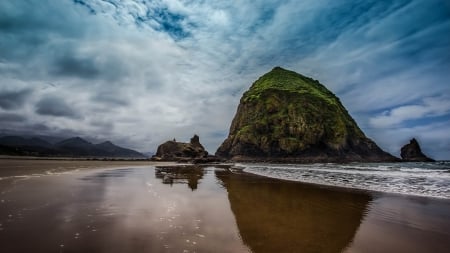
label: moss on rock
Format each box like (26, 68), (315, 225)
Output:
(216, 67), (397, 162)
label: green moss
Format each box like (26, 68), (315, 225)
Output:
(236, 125), (252, 136)
(243, 67), (338, 105)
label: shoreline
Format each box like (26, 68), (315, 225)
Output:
(229, 162), (450, 201)
(2, 155), (449, 163)
(0, 155), (152, 161)
(1, 157), (448, 201)
(237, 167), (450, 202)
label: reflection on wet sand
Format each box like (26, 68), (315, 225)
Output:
(216, 169), (372, 253)
(2, 161), (450, 253)
(155, 166), (205, 190)
(0, 164), (249, 253)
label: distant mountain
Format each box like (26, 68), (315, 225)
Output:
(0, 136), (57, 156)
(56, 137), (91, 148)
(54, 137), (104, 157)
(0, 136), (52, 148)
(142, 151), (155, 158)
(0, 136), (145, 158)
(94, 141), (145, 158)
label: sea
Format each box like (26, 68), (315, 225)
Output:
(235, 162), (450, 199)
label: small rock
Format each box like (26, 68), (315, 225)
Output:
(401, 138), (435, 162)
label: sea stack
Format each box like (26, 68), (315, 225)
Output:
(216, 67), (397, 163)
(153, 134), (208, 161)
(400, 138), (435, 162)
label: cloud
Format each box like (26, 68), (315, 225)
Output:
(0, 0), (449, 159)
(370, 96), (450, 128)
(367, 120), (450, 160)
(0, 88), (33, 109)
(35, 96), (80, 119)
(92, 91), (129, 106)
(51, 54), (100, 79)
(0, 112), (26, 122)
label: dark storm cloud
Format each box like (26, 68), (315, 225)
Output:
(0, 124), (79, 140)
(0, 88), (33, 109)
(52, 54), (100, 79)
(50, 51), (130, 81)
(92, 92), (129, 106)
(0, 1), (86, 62)
(0, 0), (127, 82)
(35, 96), (80, 119)
(0, 112), (26, 122)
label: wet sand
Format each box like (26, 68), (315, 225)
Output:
(0, 158), (177, 177)
(0, 159), (449, 252)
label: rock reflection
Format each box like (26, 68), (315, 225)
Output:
(216, 169), (372, 253)
(155, 166), (205, 191)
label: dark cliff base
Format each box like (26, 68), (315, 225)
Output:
(223, 156), (400, 164)
(217, 135), (400, 163)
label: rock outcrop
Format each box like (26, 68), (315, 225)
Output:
(216, 67), (398, 163)
(400, 138), (435, 162)
(153, 134), (208, 161)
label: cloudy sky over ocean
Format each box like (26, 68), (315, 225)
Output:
(1, 0), (449, 159)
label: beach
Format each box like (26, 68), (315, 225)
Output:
(0, 159), (449, 253)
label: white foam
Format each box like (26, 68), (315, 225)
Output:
(242, 162), (450, 199)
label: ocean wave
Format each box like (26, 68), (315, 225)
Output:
(239, 163), (450, 199)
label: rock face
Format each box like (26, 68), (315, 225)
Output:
(216, 67), (398, 163)
(154, 134), (208, 161)
(400, 138), (435, 162)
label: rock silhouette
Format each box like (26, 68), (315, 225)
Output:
(401, 138), (434, 162)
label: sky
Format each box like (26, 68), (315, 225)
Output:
(0, 0), (449, 159)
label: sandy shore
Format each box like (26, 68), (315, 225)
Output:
(0, 159), (449, 252)
(0, 158), (178, 178)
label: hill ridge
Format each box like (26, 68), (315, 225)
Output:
(0, 135), (145, 158)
